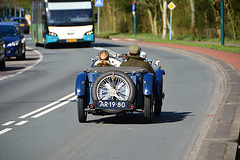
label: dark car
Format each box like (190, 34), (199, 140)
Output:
(0, 34), (6, 69)
(0, 22), (26, 60)
(10, 17), (29, 34)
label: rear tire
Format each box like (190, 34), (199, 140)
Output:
(154, 97), (162, 117)
(144, 94), (153, 123)
(77, 96), (87, 123)
(0, 56), (5, 69)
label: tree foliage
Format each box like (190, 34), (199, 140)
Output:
(96, 0), (240, 40)
(4, 0), (239, 39)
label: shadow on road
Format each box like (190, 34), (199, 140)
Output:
(34, 42), (123, 49)
(88, 111), (193, 124)
(0, 67), (25, 71)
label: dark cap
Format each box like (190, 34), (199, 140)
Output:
(128, 45), (141, 54)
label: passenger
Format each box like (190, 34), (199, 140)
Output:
(120, 45), (155, 77)
(93, 50), (114, 67)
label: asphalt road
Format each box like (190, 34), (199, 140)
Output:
(0, 36), (220, 160)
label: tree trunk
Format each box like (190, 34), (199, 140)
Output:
(159, 0), (174, 35)
(153, 6), (158, 35)
(225, 0), (236, 40)
(147, 8), (155, 35)
(161, 0), (167, 39)
(190, 0), (196, 35)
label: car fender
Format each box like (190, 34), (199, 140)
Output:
(143, 73), (153, 95)
(155, 68), (165, 82)
(75, 72), (87, 96)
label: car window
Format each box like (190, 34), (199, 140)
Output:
(0, 26), (18, 37)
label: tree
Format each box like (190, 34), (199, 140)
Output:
(190, 0), (196, 35)
(142, 0), (160, 35)
(160, 0), (167, 39)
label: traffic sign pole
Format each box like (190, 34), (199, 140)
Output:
(95, 0), (103, 36)
(221, 0), (224, 46)
(98, 7), (100, 36)
(168, 2), (176, 40)
(169, 10), (172, 40)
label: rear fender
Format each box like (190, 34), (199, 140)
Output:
(155, 69), (165, 82)
(75, 72), (87, 96)
(143, 73), (153, 95)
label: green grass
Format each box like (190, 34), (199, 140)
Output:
(110, 33), (240, 54)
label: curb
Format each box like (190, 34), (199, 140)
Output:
(106, 38), (240, 160)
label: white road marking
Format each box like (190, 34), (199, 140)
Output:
(31, 95), (77, 118)
(15, 121), (28, 126)
(19, 92), (76, 119)
(0, 48), (43, 81)
(2, 121), (15, 126)
(0, 128), (12, 135)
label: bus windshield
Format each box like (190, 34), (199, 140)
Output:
(47, 2), (92, 25)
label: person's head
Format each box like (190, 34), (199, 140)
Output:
(128, 45), (141, 56)
(99, 50), (110, 67)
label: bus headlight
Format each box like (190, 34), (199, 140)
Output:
(85, 31), (93, 35)
(49, 32), (58, 37)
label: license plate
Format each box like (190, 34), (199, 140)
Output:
(66, 39), (77, 42)
(98, 101), (127, 109)
(20, 24), (25, 27)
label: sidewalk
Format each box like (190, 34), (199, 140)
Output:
(110, 38), (240, 160)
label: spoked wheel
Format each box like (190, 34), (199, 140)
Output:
(91, 70), (135, 102)
(77, 96), (87, 123)
(144, 94), (153, 123)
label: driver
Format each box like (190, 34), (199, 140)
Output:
(120, 45), (155, 78)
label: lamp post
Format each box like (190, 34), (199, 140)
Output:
(6, 0), (8, 19)
(132, 0), (136, 36)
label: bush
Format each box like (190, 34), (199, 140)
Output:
(97, 32), (110, 39)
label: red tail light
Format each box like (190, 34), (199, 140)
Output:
(90, 104), (94, 108)
(130, 105), (134, 109)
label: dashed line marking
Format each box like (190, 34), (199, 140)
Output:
(19, 92), (75, 119)
(31, 95), (77, 118)
(1, 92), (76, 137)
(2, 121), (15, 126)
(0, 128), (12, 135)
(15, 121), (28, 126)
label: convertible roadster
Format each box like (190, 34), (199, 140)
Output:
(75, 52), (165, 123)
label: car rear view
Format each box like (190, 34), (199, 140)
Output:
(10, 17), (29, 34)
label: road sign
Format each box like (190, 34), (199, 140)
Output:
(168, 2), (176, 10)
(95, 0), (103, 7)
(168, 2), (176, 40)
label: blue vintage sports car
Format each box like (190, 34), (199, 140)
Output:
(75, 53), (165, 123)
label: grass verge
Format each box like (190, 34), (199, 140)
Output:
(110, 34), (240, 54)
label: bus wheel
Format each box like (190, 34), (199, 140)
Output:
(85, 42), (91, 47)
(44, 43), (49, 49)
